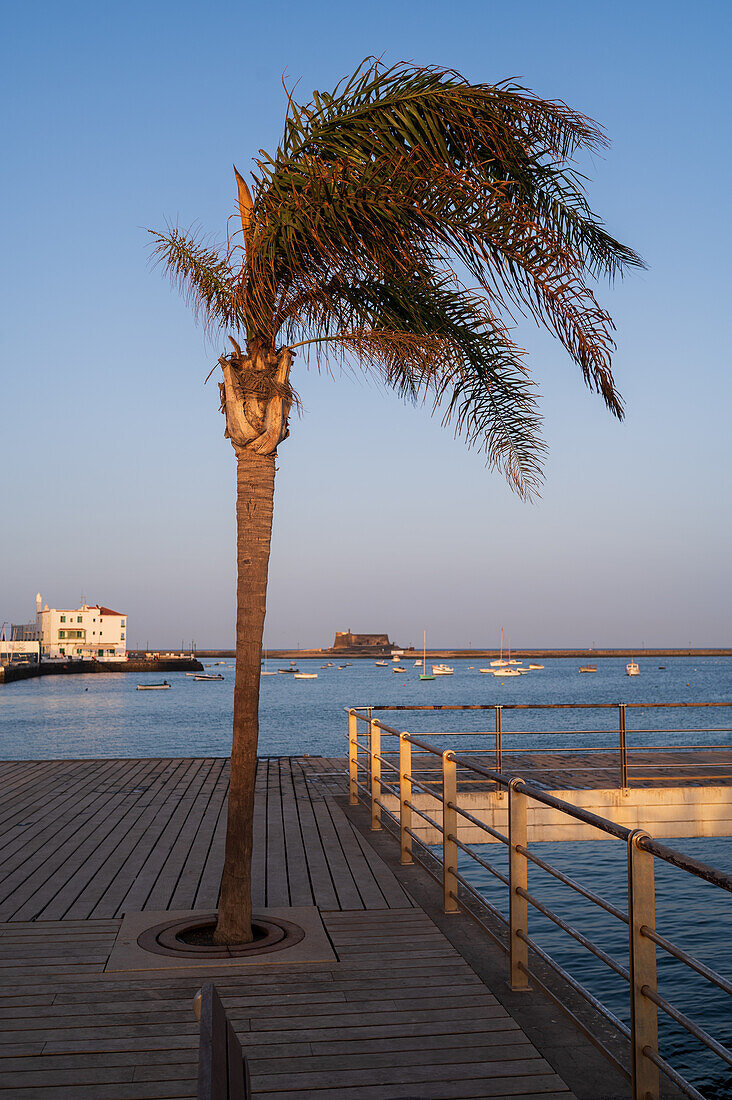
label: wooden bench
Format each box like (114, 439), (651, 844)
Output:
(194, 983), (251, 1100)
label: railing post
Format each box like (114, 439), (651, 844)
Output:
(508, 777), (530, 990)
(399, 733), (413, 865)
(495, 705), (503, 776)
(348, 710), (358, 805)
(442, 750), (459, 913)
(628, 830), (659, 1100)
(369, 719), (381, 830)
(619, 703), (628, 789)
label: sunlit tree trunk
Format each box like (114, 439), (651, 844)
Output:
(214, 449), (275, 944)
(213, 345), (292, 945)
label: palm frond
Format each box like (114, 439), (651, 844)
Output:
(148, 225), (244, 333)
(150, 59), (641, 496)
(245, 58), (641, 422)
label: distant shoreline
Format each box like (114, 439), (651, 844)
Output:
(181, 648), (732, 660)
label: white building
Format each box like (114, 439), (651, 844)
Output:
(35, 593), (127, 661)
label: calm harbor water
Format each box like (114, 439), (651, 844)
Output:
(0, 654), (729, 759)
(1, 654), (730, 1095)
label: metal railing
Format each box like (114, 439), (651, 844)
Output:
(346, 706), (732, 1100)
(350, 701), (732, 790)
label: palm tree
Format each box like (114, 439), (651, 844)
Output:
(150, 59), (641, 944)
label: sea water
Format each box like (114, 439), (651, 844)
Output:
(1, 655), (730, 1094)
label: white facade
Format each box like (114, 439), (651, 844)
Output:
(36, 593), (127, 661)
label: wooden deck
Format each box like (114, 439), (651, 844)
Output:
(0, 757), (582, 1098)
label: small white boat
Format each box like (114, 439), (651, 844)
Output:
(479, 668), (493, 674)
(528, 664), (544, 670)
(432, 664), (454, 676)
(626, 660), (640, 677)
(294, 672), (318, 679)
(392, 666), (406, 674)
(493, 667), (521, 677)
(392, 655), (401, 662)
(194, 673), (224, 681)
(185, 672), (198, 677)
(137, 681), (170, 690)
(375, 660), (388, 667)
(414, 660), (423, 667)
(579, 665), (597, 673)
(260, 671), (278, 676)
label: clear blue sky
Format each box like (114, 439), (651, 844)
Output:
(1, 0), (730, 649)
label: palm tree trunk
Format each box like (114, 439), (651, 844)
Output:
(214, 448), (276, 944)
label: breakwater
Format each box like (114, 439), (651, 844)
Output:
(0, 656), (202, 684)
(192, 646), (732, 660)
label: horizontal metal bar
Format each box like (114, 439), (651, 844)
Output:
(640, 1047), (706, 1100)
(518, 845), (628, 923)
(354, 702), (732, 713)
(638, 836), (732, 891)
(448, 877), (508, 927)
(518, 962), (631, 1083)
(517, 887), (629, 982)
(640, 926), (732, 996)
(626, 730), (731, 737)
(629, 774), (730, 783)
(517, 930), (631, 1041)
(447, 834), (509, 885)
(408, 778), (446, 802)
(404, 799), (445, 834)
(375, 778), (400, 798)
(448, 802), (510, 845)
(447, 889), (509, 953)
(374, 799), (400, 827)
(454, 759), (634, 839)
(371, 754), (400, 773)
(641, 984), (732, 1068)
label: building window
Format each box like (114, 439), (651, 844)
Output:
(60, 648), (65, 656)
(60, 615), (66, 623)
(121, 634), (125, 640)
(59, 630), (65, 639)
(98, 649), (104, 657)
(77, 616), (82, 623)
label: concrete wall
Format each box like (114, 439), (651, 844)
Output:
(380, 786), (732, 843)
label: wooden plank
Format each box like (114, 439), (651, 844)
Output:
(265, 760), (289, 906)
(194, 768), (229, 911)
(252, 1056), (556, 1091)
(287, 759), (339, 911)
(87, 759), (200, 917)
(0, 758), (581, 1100)
(112, 759), (210, 913)
(0, 759), (158, 919)
(278, 760), (314, 906)
(169, 759), (229, 910)
(54, 760), (184, 917)
(0, 758), (138, 875)
(144, 760), (224, 911)
(309, 797), (364, 910)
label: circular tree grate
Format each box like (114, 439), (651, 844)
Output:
(137, 913), (306, 959)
